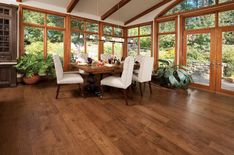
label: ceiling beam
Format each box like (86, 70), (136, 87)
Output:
(101, 0), (131, 20)
(16, 0), (22, 2)
(67, 0), (80, 13)
(124, 0), (172, 25)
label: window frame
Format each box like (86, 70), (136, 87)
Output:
(155, 17), (178, 68)
(127, 21), (153, 56)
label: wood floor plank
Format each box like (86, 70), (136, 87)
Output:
(0, 82), (234, 155)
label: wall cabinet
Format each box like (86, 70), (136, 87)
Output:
(0, 3), (17, 87)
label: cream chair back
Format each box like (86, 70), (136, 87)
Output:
(121, 56), (134, 89)
(138, 56), (154, 82)
(135, 55), (143, 63)
(53, 55), (64, 82)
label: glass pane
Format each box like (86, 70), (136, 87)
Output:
(114, 27), (123, 37)
(219, 10), (234, 27)
(23, 9), (45, 25)
(104, 25), (113, 35)
(24, 26), (44, 54)
(159, 21), (175, 33)
(140, 37), (151, 56)
(114, 43), (123, 59)
(47, 14), (64, 28)
(164, 0), (216, 16)
(221, 31), (234, 91)
(186, 33), (211, 86)
(219, 0), (233, 3)
(158, 34), (175, 65)
(47, 30), (64, 59)
(128, 38), (138, 56)
(71, 18), (84, 30)
(140, 25), (151, 35)
(86, 22), (98, 33)
(104, 42), (113, 55)
(128, 27), (138, 37)
(186, 14), (215, 30)
(71, 32), (85, 62)
(86, 34), (98, 60)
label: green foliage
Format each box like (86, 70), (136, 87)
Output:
(155, 60), (193, 89)
(16, 53), (55, 78)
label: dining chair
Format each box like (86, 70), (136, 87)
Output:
(132, 56), (154, 96)
(53, 55), (84, 99)
(101, 53), (112, 62)
(100, 56), (135, 105)
(134, 55), (143, 74)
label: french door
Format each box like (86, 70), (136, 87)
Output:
(216, 28), (234, 95)
(183, 29), (216, 91)
(183, 28), (234, 95)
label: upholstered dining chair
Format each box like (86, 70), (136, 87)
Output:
(101, 53), (112, 62)
(100, 56), (135, 105)
(53, 55), (84, 99)
(134, 55), (143, 74)
(132, 56), (154, 96)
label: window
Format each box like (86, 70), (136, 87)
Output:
(219, 10), (234, 27)
(71, 32), (85, 61)
(185, 14), (215, 30)
(71, 18), (84, 30)
(128, 38), (139, 57)
(102, 24), (124, 59)
(158, 34), (176, 65)
(104, 25), (113, 35)
(24, 26), (44, 54)
(70, 18), (99, 62)
(128, 27), (138, 37)
(22, 9), (65, 62)
(158, 20), (176, 65)
(47, 14), (64, 28)
(47, 30), (64, 58)
(159, 21), (175, 33)
(86, 34), (98, 60)
(140, 37), (151, 56)
(23, 9), (45, 25)
(164, 0), (216, 16)
(86, 22), (98, 33)
(127, 24), (152, 56)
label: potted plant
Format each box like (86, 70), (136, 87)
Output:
(154, 59), (193, 91)
(15, 53), (55, 84)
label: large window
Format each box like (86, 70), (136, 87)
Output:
(70, 18), (99, 61)
(127, 23), (152, 57)
(102, 24), (124, 59)
(22, 9), (65, 60)
(157, 20), (176, 66)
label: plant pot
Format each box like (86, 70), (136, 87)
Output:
(23, 75), (40, 85)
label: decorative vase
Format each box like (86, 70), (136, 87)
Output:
(23, 75), (40, 85)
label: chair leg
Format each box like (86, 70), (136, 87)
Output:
(123, 89), (128, 105)
(139, 82), (143, 96)
(56, 84), (60, 99)
(79, 84), (84, 97)
(149, 81), (152, 94)
(100, 85), (104, 99)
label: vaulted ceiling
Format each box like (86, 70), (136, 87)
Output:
(9, 0), (174, 25)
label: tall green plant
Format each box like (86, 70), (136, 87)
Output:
(16, 53), (55, 78)
(155, 59), (193, 89)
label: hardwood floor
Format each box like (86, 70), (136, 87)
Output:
(0, 82), (234, 155)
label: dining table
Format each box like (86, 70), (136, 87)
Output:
(70, 63), (124, 96)
(70, 62), (139, 97)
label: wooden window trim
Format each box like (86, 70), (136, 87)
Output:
(155, 17), (177, 68)
(126, 21), (153, 56)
